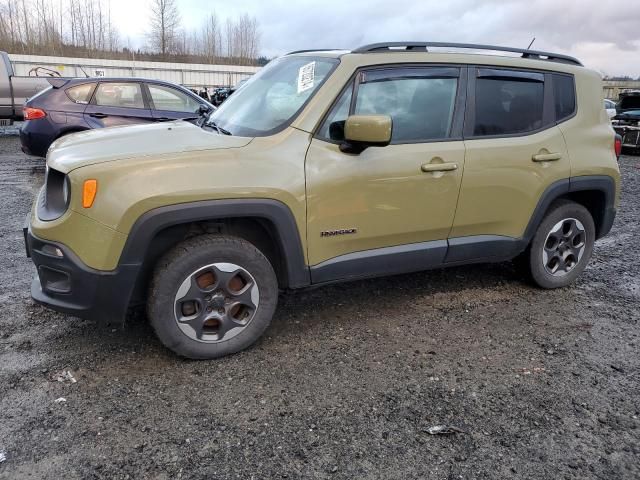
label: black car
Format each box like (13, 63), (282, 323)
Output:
(612, 90), (640, 153)
(20, 77), (215, 157)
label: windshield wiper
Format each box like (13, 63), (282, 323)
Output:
(203, 119), (232, 135)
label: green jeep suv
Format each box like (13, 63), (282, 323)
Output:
(25, 42), (620, 359)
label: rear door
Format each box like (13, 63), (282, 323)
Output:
(450, 67), (570, 257)
(146, 83), (204, 121)
(84, 81), (153, 128)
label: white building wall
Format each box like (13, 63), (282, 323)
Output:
(7, 53), (260, 88)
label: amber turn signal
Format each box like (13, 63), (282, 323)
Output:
(82, 179), (98, 208)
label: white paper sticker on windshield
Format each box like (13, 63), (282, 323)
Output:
(297, 61), (316, 94)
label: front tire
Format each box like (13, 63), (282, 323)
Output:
(526, 200), (595, 289)
(148, 235), (278, 359)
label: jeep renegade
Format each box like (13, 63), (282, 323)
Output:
(25, 42), (621, 359)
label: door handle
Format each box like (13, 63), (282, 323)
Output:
(156, 117), (171, 122)
(532, 152), (562, 162)
(421, 162), (458, 173)
(90, 113), (108, 118)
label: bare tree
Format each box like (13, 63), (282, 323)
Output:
(236, 13), (259, 65)
(0, 0), (259, 66)
(200, 12), (221, 62)
(147, 0), (181, 58)
(224, 17), (234, 60)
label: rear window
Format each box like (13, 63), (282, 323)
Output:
(65, 83), (96, 104)
(473, 71), (544, 136)
(553, 74), (576, 122)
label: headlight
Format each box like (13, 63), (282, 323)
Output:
(37, 168), (70, 221)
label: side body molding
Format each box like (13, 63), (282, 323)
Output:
(119, 199), (311, 288)
(310, 240), (448, 284)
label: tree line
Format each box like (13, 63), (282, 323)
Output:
(0, 0), (262, 66)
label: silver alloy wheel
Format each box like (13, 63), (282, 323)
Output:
(173, 263), (260, 343)
(542, 218), (586, 276)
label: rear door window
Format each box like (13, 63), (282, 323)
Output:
(472, 69), (545, 136)
(94, 82), (145, 109)
(66, 83), (96, 104)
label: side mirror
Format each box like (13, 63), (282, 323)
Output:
(198, 104), (213, 115)
(340, 115), (392, 154)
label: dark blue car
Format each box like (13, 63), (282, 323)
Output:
(20, 77), (214, 157)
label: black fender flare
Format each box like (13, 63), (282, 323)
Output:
(118, 199), (311, 288)
(522, 175), (617, 245)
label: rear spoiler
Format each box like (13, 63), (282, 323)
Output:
(47, 78), (70, 89)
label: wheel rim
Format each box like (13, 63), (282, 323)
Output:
(542, 218), (586, 277)
(173, 263), (260, 343)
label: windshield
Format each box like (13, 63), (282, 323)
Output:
(206, 56), (338, 137)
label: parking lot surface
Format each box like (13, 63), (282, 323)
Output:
(0, 134), (638, 479)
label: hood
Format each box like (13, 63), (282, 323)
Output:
(47, 121), (252, 173)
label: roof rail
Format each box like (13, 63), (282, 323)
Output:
(286, 49), (343, 55)
(352, 42), (583, 66)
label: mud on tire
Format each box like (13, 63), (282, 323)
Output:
(525, 200), (595, 289)
(147, 234), (278, 359)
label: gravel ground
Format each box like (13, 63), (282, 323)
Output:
(0, 134), (638, 479)
(0, 122), (22, 137)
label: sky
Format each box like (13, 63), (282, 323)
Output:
(109, 0), (640, 78)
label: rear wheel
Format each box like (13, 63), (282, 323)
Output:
(148, 235), (278, 359)
(525, 200), (595, 289)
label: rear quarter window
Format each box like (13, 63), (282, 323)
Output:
(65, 83), (96, 104)
(553, 74), (576, 122)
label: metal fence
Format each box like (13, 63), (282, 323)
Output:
(8, 53), (260, 88)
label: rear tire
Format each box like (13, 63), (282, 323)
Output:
(148, 235), (278, 359)
(525, 200), (595, 289)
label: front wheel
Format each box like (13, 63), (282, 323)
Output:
(148, 235), (278, 359)
(525, 200), (595, 289)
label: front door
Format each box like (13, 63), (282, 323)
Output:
(146, 83), (204, 121)
(84, 81), (153, 128)
(305, 65), (467, 282)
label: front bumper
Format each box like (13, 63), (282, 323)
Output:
(25, 219), (140, 323)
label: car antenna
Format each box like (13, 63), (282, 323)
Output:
(527, 37), (536, 49)
(77, 65), (90, 78)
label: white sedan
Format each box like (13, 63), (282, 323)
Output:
(605, 99), (617, 118)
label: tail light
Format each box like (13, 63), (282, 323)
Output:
(23, 107), (47, 120)
(614, 134), (622, 159)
